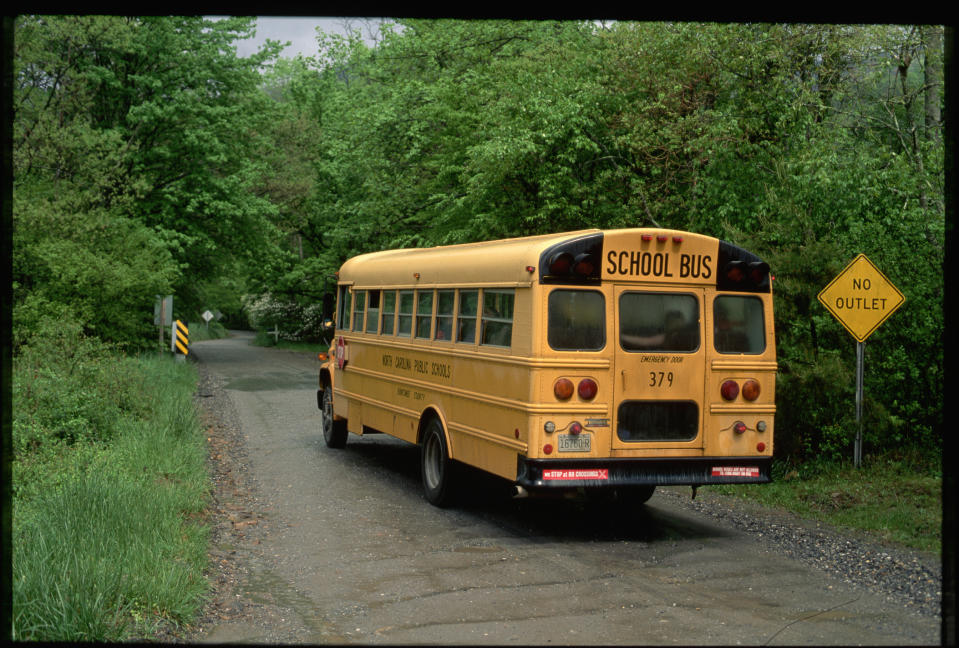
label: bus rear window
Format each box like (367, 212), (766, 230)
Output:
(619, 293), (699, 352)
(548, 290), (605, 351)
(714, 296), (765, 354)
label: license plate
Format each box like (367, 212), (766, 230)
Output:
(557, 433), (591, 452)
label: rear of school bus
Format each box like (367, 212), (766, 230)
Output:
(516, 228), (776, 497)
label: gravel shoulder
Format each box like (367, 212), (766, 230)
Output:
(167, 356), (942, 641)
(657, 488), (941, 619)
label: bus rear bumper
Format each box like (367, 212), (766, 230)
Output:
(516, 457), (772, 490)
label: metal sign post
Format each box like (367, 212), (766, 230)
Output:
(155, 295), (173, 351)
(818, 254), (904, 468)
(855, 341), (864, 467)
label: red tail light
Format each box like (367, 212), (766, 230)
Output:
(720, 380), (739, 401)
(742, 380), (761, 401)
(577, 378), (598, 400)
(554, 378), (574, 400)
(569, 421), (583, 435)
(733, 421), (747, 434)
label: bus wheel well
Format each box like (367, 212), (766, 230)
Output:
(416, 408), (443, 446)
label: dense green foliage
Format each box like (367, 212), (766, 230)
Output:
(13, 18), (942, 463)
(12, 323), (209, 640)
(13, 16), (288, 347)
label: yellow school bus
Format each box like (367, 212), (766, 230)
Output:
(318, 228), (775, 506)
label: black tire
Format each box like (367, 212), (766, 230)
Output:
(421, 418), (457, 507)
(321, 384), (348, 448)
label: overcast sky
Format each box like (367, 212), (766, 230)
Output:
(230, 16), (387, 59)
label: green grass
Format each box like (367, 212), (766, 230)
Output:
(12, 341), (210, 641)
(710, 452), (942, 553)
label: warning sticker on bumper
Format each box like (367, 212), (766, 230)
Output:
(542, 469), (609, 481)
(711, 466), (761, 478)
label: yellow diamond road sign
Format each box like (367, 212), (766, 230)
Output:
(818, 254), (905, 342)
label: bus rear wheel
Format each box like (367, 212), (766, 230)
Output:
(321, 385), (348, 448)
(421, 418), (457, 507)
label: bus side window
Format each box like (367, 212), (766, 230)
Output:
(435, 290), (454, 341)
(397, 290), (414, 337)
(415, 290), (434, 339)
(457, 290), (478, 343)
(366, 290), (381, 334)
(352, 290), (366, 332)
(381, 290), (396, 335)
(337, 285), (352, 330)
(481, 289), (514, 347)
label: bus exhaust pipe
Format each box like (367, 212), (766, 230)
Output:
(512, 485), (529, 499)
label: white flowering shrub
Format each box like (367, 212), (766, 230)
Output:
(242, 293), (330, 343)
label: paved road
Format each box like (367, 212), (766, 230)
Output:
(188, 332), (938, 644)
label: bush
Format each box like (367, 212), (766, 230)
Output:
(12, 316), (150, 455)
(242, 292), (329, 342)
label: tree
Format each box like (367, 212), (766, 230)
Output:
(13, 16), (290, 344)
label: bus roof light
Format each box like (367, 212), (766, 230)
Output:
(673, 236), (683, 243)
(641, 234), (653, 242)
(548, 252), (574, 276)
(656, 234), (668, 243)
(725, 260), (745, 283)
(573, 253), (595, 276)
(748, 261), (770, 284)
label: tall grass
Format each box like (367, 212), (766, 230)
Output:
(12, 321), (210, 641)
